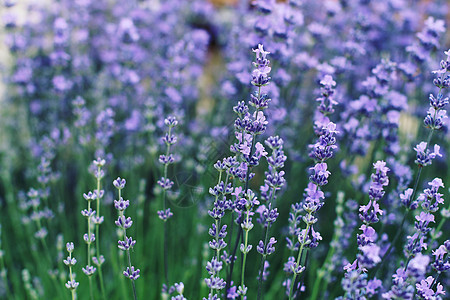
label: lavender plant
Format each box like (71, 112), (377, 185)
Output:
(114, 177), (139, 300)
(256, 135), (286, 299)
(63, 242), (79, 300)
(157, 116), (178, 287)
(340, 161), (390, 299)
(285, 74), (339, 299)
(81, 189), (97, 300)
(1, 1), (450, 299)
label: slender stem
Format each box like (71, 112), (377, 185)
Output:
(227, 229), (242, 293)
(68, 252), (76, 300)
(240, 208), (251, 297)
(95, 166), (106, 299)
(163, 220), (169, 284)
(161, 126), (172, 285)
(116, 189), (129, 299)
(257, 253), (267, 300)
(119, 188), (138, 300)
(111, 244), (128, 300)
(87, 198), (94, 300)
(257, 187), (276, 300)
(429, 272), (442, 291)
(289, 221), (311, 300)
(310, 193), (345, 300)
(126, 249), (138, 300)
(89, 277), (94, 300)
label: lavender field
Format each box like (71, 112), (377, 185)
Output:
(0, 0), (449, 299)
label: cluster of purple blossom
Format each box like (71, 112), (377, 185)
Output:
(113, 177), (139, 299)
(284, 73), (339, 299)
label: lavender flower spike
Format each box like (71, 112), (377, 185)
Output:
(114, 177), (139, 300)
(63, 242), (79, 300)
(287, 75), (339, 299)
(341, 161), (389, 299)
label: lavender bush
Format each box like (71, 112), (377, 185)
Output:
(0, 0), (449, 299)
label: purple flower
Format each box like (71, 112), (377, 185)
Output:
(92, 255), (105, 267)
(206, 257), (223, 276)
(366, 278), (382, 296)
(113, 177), (139, 285)
(66, 242), (74, 253)
(113, 177), (126, 190)
(416, 276), (446, 299)
(157, 177), (174, 190)
(359, 244), (381, 267)
(114, 197), (130, 211)
(400, 188), (418, 210)
(432, 241), (450, 272)
(157, 208), (173, 221)
(309, 163), (331, 186)
(123, 266), (140, 281)
(65, 280), (79, 290)
(83, 233), (95, 243)
(414, 142), (442, 167)
(257, 237), (277, 256)
(227, 285), (239, 299)
(417, 178), (445, 213)
(251, 44), (271, 87)
(316, 75), (339, 115)
(118, 236), (136, 251)
(343, 161), (388, 296)
(204, 276), (226, 290)
(82, 265), (96, 276)
(115, 215), (133, 229)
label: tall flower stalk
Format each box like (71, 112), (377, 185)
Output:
(81, 188), (97, 299)
(256, 136), (286, 299)
(227, 44), (272, 299)
(114, 177), (139, 300)
(63, 242), (79, 300)
(204, 158), (234, 299)
(157, 116), (178, 286)
(286, 75), (339, 299)
(375, 48), (450, 275)
(340, 161), (389, 299)
(382, 178), (446, 299)
(92, 158), (106, 299)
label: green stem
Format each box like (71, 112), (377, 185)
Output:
(95, 166), (106, 299)
(68, 253), (76, 300)
(289, 221), (311, 300)
(126, 249), (138, 300)
(161, 126), (172, 285)
(429, 272), (442, 291)
(257, 187), (276, 300)
(310, 192), (345, 300)
(118, 190), (138, 300)
(110, 244), (128, 300)
(89, 277), (94, 300)
(86, 198), (94, 300)
(240, 208), (251, 299)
